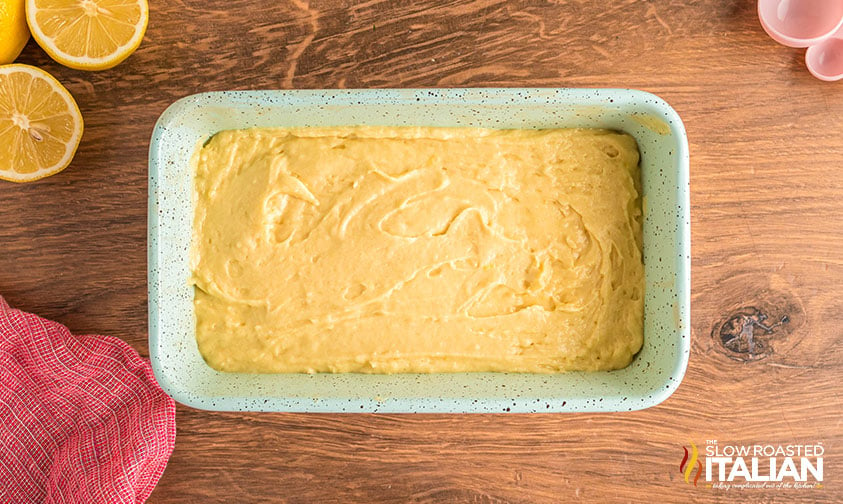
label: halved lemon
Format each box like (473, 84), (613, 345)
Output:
(26, 0), (149, 71)
(0, 64), (83, 182)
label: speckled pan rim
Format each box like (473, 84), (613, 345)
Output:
(148, 88), (690, 413)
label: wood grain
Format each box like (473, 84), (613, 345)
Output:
(1, 0), (842, 502)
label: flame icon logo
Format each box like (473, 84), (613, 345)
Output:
(679, 441), (703, 486)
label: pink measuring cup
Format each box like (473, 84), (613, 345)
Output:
(758, 0), (843, 81)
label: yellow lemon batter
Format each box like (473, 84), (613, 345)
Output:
(191, 126), (643, 373)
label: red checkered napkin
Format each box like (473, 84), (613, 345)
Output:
(0, 296), (175, 503)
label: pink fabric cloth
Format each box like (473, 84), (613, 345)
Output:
(0, 296), (175, 503)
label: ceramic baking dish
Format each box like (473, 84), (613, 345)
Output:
(148, 88), (690, 413)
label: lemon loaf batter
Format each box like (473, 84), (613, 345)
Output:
(191, 126), (643, 373)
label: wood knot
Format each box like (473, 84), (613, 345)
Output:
(705, 272), (805, 364)
(714, 307), (789, 361)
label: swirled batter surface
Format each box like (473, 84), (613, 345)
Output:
(192, 126), (643, 373)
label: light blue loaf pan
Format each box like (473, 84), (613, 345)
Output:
(148, 88), (690, 413)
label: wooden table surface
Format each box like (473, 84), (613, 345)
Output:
(2, 0), (842, 502)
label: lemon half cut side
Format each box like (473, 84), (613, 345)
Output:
(26, 0), (149, 71)
(0, 64), (83, 182)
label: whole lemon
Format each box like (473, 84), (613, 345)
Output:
(0, 0), (30, 64)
